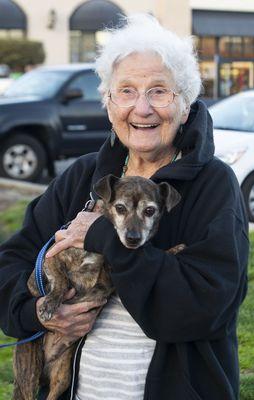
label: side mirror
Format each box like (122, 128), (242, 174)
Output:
(62, 87), (83, 103)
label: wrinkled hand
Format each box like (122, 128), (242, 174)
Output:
(36, 288), (106, 338)
(46, 210), (102, 258)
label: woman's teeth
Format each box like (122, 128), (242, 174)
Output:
(131, 123), (159, 129)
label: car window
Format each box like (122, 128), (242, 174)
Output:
(67, 71), (101, 101)
(4, 70), (74, 98)
(209, 95), (254, 132)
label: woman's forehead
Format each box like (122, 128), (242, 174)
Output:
(111, 52), (173, 87)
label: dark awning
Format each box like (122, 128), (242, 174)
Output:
(0, 0), (26, 29)
(70, 0), (125, 31)
(192, 10), (254, 36)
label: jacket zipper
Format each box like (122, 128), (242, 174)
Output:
(69, 337), (85, 400)
(70, 193), (96, 400)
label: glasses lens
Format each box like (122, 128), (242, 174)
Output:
(111, 88), (137, 107)
(147, 88), (173, 107)
(110, 88), (175, 107)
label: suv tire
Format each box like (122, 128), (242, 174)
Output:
(242, 173), (254, 222)
(0, 134), (46, 182)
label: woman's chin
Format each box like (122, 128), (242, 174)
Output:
(128, 143), (159, 154)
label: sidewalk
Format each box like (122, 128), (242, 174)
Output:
(0, 178), (47, 212)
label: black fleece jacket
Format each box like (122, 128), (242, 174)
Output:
(0, 100), (249, 400)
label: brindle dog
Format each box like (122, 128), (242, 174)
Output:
(12, 174), (185, 400)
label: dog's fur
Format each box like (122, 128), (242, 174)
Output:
(12, 175), (184, 400)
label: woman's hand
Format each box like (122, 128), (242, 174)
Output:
(36, 288), (106, 338)
(46, 210), (101, 258)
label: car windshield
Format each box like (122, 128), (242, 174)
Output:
(3, 70), (73, 98)
(209, 94), (254, 133)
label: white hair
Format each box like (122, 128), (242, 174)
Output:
(95, 13), (202, 109)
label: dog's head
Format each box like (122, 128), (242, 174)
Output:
(94, 175), (181, 249)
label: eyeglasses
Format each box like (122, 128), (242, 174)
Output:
(108, 87), (179, 108)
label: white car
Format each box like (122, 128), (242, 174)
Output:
(0, 77), (13, 95)
(209, 91), (254, 222)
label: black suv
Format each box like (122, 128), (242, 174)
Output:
(0, 64), (110, 181)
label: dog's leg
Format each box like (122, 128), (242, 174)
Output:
(44, 345), (74, 400)
(37, 254), (70, 321)
(43, 331), (78, 364)
(12, 338), (43, 400)
(12, 381), (26, 400)
(167, 243), (186, 255)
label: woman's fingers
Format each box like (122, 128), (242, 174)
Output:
(36, 297), (107, 337)
(46, 211), (102, 258)
(46, 238), (74, 258)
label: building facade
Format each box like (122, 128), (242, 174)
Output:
(191, 1), (254, 101)
(1, 0), (254, 100)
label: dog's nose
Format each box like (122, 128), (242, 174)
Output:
(126, 230), (142, 247)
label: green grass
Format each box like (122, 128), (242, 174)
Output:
(238, 231), (254, 399)
(0, 199), (28, 242)
(0, 331), (15, 399)
(0, 200), (29, 399)
(0, 201), (253, 399)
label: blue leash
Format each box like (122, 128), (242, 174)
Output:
(0, 194), (96, 350)
(0, 195), (96, 350)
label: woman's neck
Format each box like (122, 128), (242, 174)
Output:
(124, 148), (176, 178)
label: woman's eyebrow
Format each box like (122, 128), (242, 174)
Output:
(116, 78), (170, 86)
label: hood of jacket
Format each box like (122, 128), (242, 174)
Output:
(90, 99), (215, 196)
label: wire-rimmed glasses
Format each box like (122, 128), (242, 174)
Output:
(108, 87), (179, 108)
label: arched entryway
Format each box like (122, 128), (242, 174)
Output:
(0, 0), (26, 38)
(69, 0), (125, 62)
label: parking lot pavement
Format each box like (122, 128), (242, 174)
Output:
(55, 158), (77, 176)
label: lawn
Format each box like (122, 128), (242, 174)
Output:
(0, 200), (253, 399)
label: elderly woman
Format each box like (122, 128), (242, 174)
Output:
(0, 14), (249, 400)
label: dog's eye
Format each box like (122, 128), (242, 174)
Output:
(144, 207), (156, 217)
(115, 204), (127, 214)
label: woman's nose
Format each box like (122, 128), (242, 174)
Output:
(133, 93), (153, 116)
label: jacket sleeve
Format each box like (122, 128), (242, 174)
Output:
(0, 156), (94, 338)
(84, 171), (249, 343)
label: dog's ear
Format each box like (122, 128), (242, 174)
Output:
(93, 174), (119, 203)
(159, 182), (181, 212)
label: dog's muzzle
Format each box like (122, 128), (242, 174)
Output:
(125, 230), (142, 248)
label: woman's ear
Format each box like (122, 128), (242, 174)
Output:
(106, 101), (113, 124)
(180, 106), (190, 124)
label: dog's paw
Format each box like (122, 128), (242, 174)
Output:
(38, 300), (57, 321)
(167, 243), (186, 255)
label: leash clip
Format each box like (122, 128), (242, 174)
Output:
(82, 192), (96, 212)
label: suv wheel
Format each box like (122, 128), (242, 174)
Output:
(0, 134), (46, 182)
(242, 173), (254, 222)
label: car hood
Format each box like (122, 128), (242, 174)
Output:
(213, 128), (252, 154)
(0, 95), (45, 106)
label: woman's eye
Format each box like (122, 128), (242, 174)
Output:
(115, 204), (127, 214)
(150, 88), (167, 96)
(144, 207), (156, 217)
(119, 88), (135, 96)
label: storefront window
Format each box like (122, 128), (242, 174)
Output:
(219, 62), (254, 97)
(243, 37), (254, 58)
(0, 30), (24, 38)
(70, 31), (96, 62)
(199, 62), (216, 98)
(196, 36), (216, 58)
(220, 37), (242, 57)
(70, 30), (111, 62)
